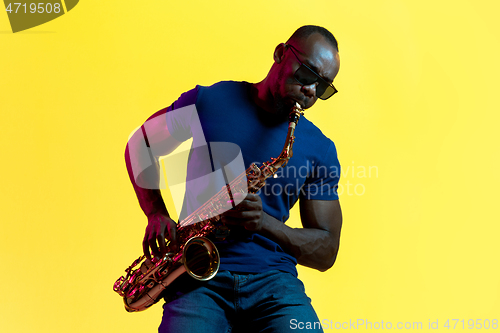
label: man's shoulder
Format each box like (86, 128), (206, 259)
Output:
(295, 116), (338, 165)
(177, 81), (246, 102)
(196, 81), (250, 107)
(300, 116), (335, 146)
(199, 80), (247, 92)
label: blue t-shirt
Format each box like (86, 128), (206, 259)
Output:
(165, 81), (341, 277)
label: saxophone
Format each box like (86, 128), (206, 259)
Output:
(113, 102), (304, 312)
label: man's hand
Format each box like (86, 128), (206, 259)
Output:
(223, 193), (343, 271)
(142, 213), (177, 260)
(221, 193), (264, 231)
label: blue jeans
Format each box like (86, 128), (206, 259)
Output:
(158, 270), (323, 333)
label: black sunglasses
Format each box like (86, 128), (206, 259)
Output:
(285, 44), (338, 100)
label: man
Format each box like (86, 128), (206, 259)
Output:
(125, 25), (342, 332)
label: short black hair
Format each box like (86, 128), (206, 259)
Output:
(287, 25), (339, 52)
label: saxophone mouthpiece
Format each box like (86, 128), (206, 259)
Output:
(293, 102), (304, 115)
(294, 102), (302, 111)
(288, 103), (304, 126)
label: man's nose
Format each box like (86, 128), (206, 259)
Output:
(300, 82), (318, 99)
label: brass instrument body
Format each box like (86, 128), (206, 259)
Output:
(113, 218), (223, 312)
(114, 103), (304, 312)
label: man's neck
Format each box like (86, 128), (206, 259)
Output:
(249, 80), (278, 114)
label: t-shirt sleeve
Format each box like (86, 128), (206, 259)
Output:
(165, 86), (199, 142)
(299, 141), (341, 200)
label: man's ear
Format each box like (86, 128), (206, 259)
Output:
(273, 43), (287, 64)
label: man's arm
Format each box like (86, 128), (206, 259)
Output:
(222, 194), (342, 271)
(125, 108), (182, 260)
(295, 199), (342, 270)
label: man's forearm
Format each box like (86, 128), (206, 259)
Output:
(134, 187), (168, 218)
(259, 212), (339, 271)
(125, 143), (169, 218)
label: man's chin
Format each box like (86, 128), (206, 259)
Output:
(280, 97), (300, 112)
(273, 98), (290, 117)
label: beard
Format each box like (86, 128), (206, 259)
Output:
(273, 94), (289, 117)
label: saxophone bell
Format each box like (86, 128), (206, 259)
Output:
(183, 237), (220, 281)
(116, 235), (220, 313)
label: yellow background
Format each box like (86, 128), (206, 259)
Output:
(1, 0), (499, 332)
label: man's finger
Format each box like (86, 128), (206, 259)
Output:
(222, 209), (245, 218)
(168, 221), (178, 251)
(149, 236), (160, 259)
(168, 220), (177, 242)
(220, 215), (240, 225)
(242, 193), (260, 201)
(142, 237), (152, 261)
(157, 233), (167, 258)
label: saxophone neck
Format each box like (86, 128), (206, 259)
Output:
(284, 102), (304, 152)
(264, 102), (304, 172)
